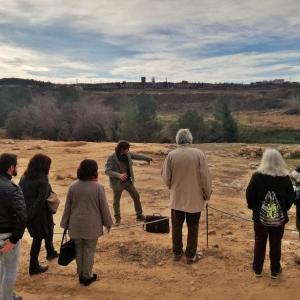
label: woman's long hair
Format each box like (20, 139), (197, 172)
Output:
(256, 148), (288, 177)
(24, 154), (52, 179)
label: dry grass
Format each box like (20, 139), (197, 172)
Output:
(237, 110), (300, 129)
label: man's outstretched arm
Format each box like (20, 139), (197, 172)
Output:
(130, 152), (152, 163)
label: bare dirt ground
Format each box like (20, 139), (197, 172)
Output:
(1, 139), (299, 300)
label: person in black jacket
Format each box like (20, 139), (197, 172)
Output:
(19, 153), (58, 276)
(246, 148), (295, 279)
(0, 153), (27, 300)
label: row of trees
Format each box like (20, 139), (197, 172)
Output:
(4, 88), (239, 143)
(6, 99), (120, 141)
(160, 96), (239, 143)
(0, 86), (32, 127)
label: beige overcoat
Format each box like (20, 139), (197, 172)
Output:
(161, 144), (212, 213)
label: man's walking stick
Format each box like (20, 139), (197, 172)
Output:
(206, 203), (209, 248)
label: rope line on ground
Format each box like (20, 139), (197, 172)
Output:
(111, 217), (169, 230)
(208, 205), (253, 223)
(24, 217), (170, 235)
(24, 206), (298, 235)
(208, 205), (298, 233)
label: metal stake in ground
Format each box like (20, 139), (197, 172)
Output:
(206, 203), (209, 248)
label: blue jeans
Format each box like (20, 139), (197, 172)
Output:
(0, 233), (21, 300)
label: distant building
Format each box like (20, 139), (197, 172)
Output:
(272, 79), (285, 84)
(151, 77), (155, 84)
(74, 85), (83, 91)
(141, 76), (146, 83)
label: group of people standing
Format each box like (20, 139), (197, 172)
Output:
(0, 128), (299, 300)
(0, 139), (154, 299)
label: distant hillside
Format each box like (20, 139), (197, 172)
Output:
(0, 77), (298, 114)
(0, 79), (299, 143)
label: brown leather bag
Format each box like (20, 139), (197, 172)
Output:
(47, 192), (60, 214)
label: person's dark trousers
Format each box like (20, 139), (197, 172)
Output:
(30, 237), (43, 269)
(296, 201), (300, 236)
(171, 209), (201, 258)
(253, 222), (285, 274)
(113, 181), (143, 220)
(45, 226), (55, 254)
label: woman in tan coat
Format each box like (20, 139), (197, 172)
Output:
(61, 159), (113, 286)
(162, 129), (212, 264)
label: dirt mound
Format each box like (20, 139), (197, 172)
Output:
(239, 145), (300, 158)
(117, 241), (171, 267)
(204, 248), (229, 260)
(26, 145), (43, 150)
(64, 148), (82, 154)
(284, 108), (300, 115)
(55, 173), (76, 181)
(0, 139), (15, 144)
(64, 142), (87, 147)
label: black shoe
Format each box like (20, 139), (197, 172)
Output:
(271, 268), (282, 279)
(252, 268), (262, 278)
(80, 274), (98, 286)
(29, 265), (48, 275)
(136, 214), (145, 222)
(13, 294), (22, 300)
(115, 218), (121, 226)
(46, 250), (59, 260)
(174, 253), (183, 262)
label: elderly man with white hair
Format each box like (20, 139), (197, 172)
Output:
(161, 129), (212, 264)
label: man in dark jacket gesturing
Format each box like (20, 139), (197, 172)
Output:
(105, 141), (152, 225)
(0, 153), (27, 300)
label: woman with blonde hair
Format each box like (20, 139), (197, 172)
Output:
(246, 149), (294, 279)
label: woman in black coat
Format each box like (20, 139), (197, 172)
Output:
(19, 154), (58, 275)
(246, 148), (295, 279)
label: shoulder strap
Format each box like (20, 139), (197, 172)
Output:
(61, 229), (68, 247)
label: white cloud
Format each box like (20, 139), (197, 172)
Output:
(111, 51), (300, 83)
(0, 44), (100, 81)
(0, 1), (300, 82)
(1, 1), (300, 38)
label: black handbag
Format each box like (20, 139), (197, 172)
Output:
(58, 229), (76, 266)
(143, 213), (170, 234)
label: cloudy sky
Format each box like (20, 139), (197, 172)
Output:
(0, 0), (300, 83)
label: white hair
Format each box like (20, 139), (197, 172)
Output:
(291, 170), (300, 184)
(256, 148), (288, 177)
(176, 129), (193, 145)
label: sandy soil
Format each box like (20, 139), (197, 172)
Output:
(1, 139), (299, 300)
